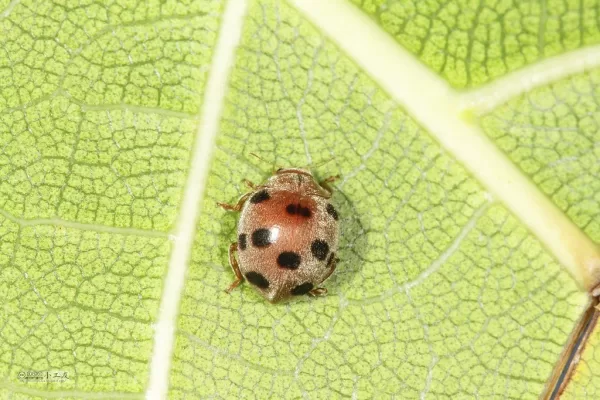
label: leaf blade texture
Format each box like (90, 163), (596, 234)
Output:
(0, 0), (599, 398)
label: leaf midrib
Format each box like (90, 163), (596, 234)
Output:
(145, 0), (249, 398)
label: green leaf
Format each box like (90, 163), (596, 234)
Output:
(0, 218), (169, 393)
(481, 69), (600, 243)
(166, 0), (591, 398)
(350, 0), (600, 88)
(0, 0), (223, 397)
(0, 0), (221, 230)
(1, 0), (599, 398)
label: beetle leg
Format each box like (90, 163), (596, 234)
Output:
(309, 257), (339, 297)
(319, 175), (340, 196)
(321, 175), (340, 184)
(242, 179), (256, 189)
(322, 256), (339, 282)
(225, 242), (243, 293)
(217, 192), (251, 212)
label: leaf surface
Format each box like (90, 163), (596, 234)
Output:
(0, 0), (223, 397)
(166, 1), (590, 398)
(350, 0), (600, 88)
(481, 69), (600, 243)
(0, 0), (599, 398)
(0, 0), (221, 230)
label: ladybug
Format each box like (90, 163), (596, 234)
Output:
(218, 167), (340, 303)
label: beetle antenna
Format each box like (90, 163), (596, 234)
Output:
(249, 152), (281, 174)
(249, 152), (270, 164)
(311, 156), (335, 169)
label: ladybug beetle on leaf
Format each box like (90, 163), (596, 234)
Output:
(218, 156), (340, 303)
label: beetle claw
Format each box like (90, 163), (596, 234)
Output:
(308, 287), (328, 297)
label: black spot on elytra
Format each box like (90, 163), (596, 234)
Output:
(238, 234), (247, 250)
(326, 252), (336, 268)
(250, 190), (270, 204)
(277, 252), (301, 269)
(245, 271), (269, 289)
(326, 203), (339, 220)
(291, 282), (314, 296)
(285, 204), (296, 214)
(311, 239), (329, 261)
(286, 203), (312, 218)
(251, 228), (272, 247)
